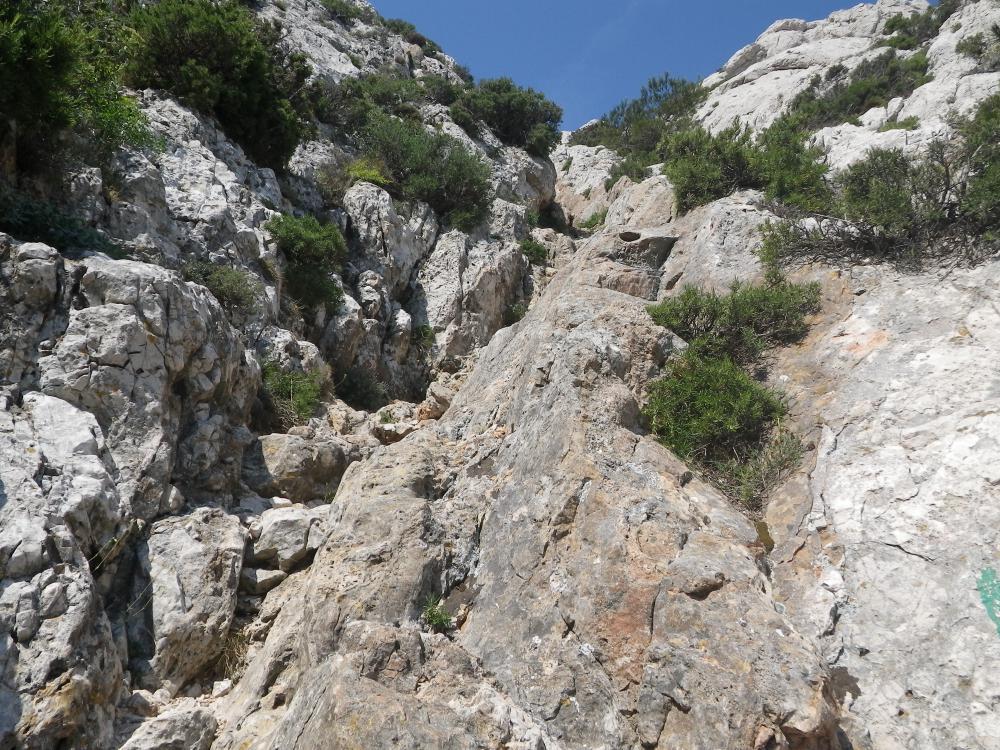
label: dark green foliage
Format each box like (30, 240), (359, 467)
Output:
(0, 187), (122, 256)
(579, 209), (607, 230)
(604, 155), (651, 191)
(261, 361), (324, 429)
(320, 0), (366, 24)
(956, 27), (1000, 70)
(958, 93), (1000, 227)
(0, 0), (151, 173)
(421, 74), (464, 106)
(358, 113), (492, 230)
(384, 18), (441, 55)
(645, 276), (818, 508)
(452, 78), (563, 157)
(881, 0), (960, 49)
(570, 73), (706, 171)
(839, 148), (917, 236)
(878, 115), (920, 132)
(783, 51), (931, 132)
(648, 282), (820, 368)
(661, 124), (763, 212)
(183, 261), (261, 316)
(336, 366), (388, 411)
(267, 214), (346, 311)
(753, 117), (833, 212)
(504, 301), (528, 325)
(421, 596), (452, 633)
(761, 96), (1000, 270)
(644, 351), (786, 464)
(128, 0), (309, 169)
(520, 238), (548, 265)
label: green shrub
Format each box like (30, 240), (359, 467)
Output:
(348, 157), (391, 187)
(957, 26), (1000, 71)
(839, 147), (918, 236)
(783, 51), (931, 132)
(384, 18), (441, 55)
(412, 324), (436, 350)
(753, 117), (832, 212)
(579, 209), (607, 230)
(267, 214), (346, 311)
(421, 596), (452, 633)
(261, 361), (324, 428)
(878, 115), (920, 132)
(604, 155), (652, 191)
(0, 0), (152, 172)
(358, 112), (492, 230)
(958, 93), (1000, 228)
(661, 124), (763, 212)
(0, 187), (123, 257)
(128, 0), (309, 169)
(520, 238), (548, 265)
(648, 281), (820, 368)
(570, 73), (706, 174)
(881, 0), (959, 49)
(183, 261), (261, 316)
(453, 77), (563, 157)
(643, 351), (786, 464)
(504, 301), (528, 325)
(715, 427), (803, 512)
(321, 0), (365, 24)
(421, 74), (464, 106)
(336, 366), (388, 411)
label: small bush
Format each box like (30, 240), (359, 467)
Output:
(648, 281), (820, 368)
(661, 124), (762, 212)
(183, 261), (261, 316)
(0, 187), (123, 257)
(421, 74), (464, 106)
(453, 77), (562, 157)
(715, 427), (803, 512)
(421, 596), (452, 633)
(570, 73), (706, 175)
(753, 117), (832, 212)
(0, 0), (152, 172)
(128, 0), (309, 169)
(504, 301), (528, 325)
(384, 18), (441, 55)
(412, 324), (435, 350)
(644, 351), (786, 464)
(358, 112), (492, 231)
(958, 92), (1000, 228)
(881, 1), (960, 50)
(321, 0), (364, 24)
(267, 214), (345, 311)
(604, 155), (652, 191)
(579, 209), (607, 230)
(348, 157), (391, 188)
(337, 366), (388, 411)
(783, 51), (931, 132)
(520, 238), (548, 265)
(878, 115), (920, 132)
(261, 361), (324, 428)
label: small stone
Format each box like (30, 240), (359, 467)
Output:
(211, 679), (233, 698)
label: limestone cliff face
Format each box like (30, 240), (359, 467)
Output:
(1, 0), (999, 748)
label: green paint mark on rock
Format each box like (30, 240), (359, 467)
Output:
(978, 568), (1000, 637)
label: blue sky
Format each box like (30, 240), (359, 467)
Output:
(370, 0), (867, 129)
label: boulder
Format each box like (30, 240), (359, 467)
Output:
(242, 434), (348, 503)
(128, 508), (246, 693)
(252, 505), (328, 573)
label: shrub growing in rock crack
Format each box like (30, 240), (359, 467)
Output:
(451, 77), (563, 157)
(421, 596), (452, 633)
(520, 238), (548, 266)
(0, 186), (124, 257)
(128, 0), (311, 169)
(261, 361), (324, 429)
(266, 214), (346, 312)
(183, 261), (262, 317)
(645, 276), (818, 512)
